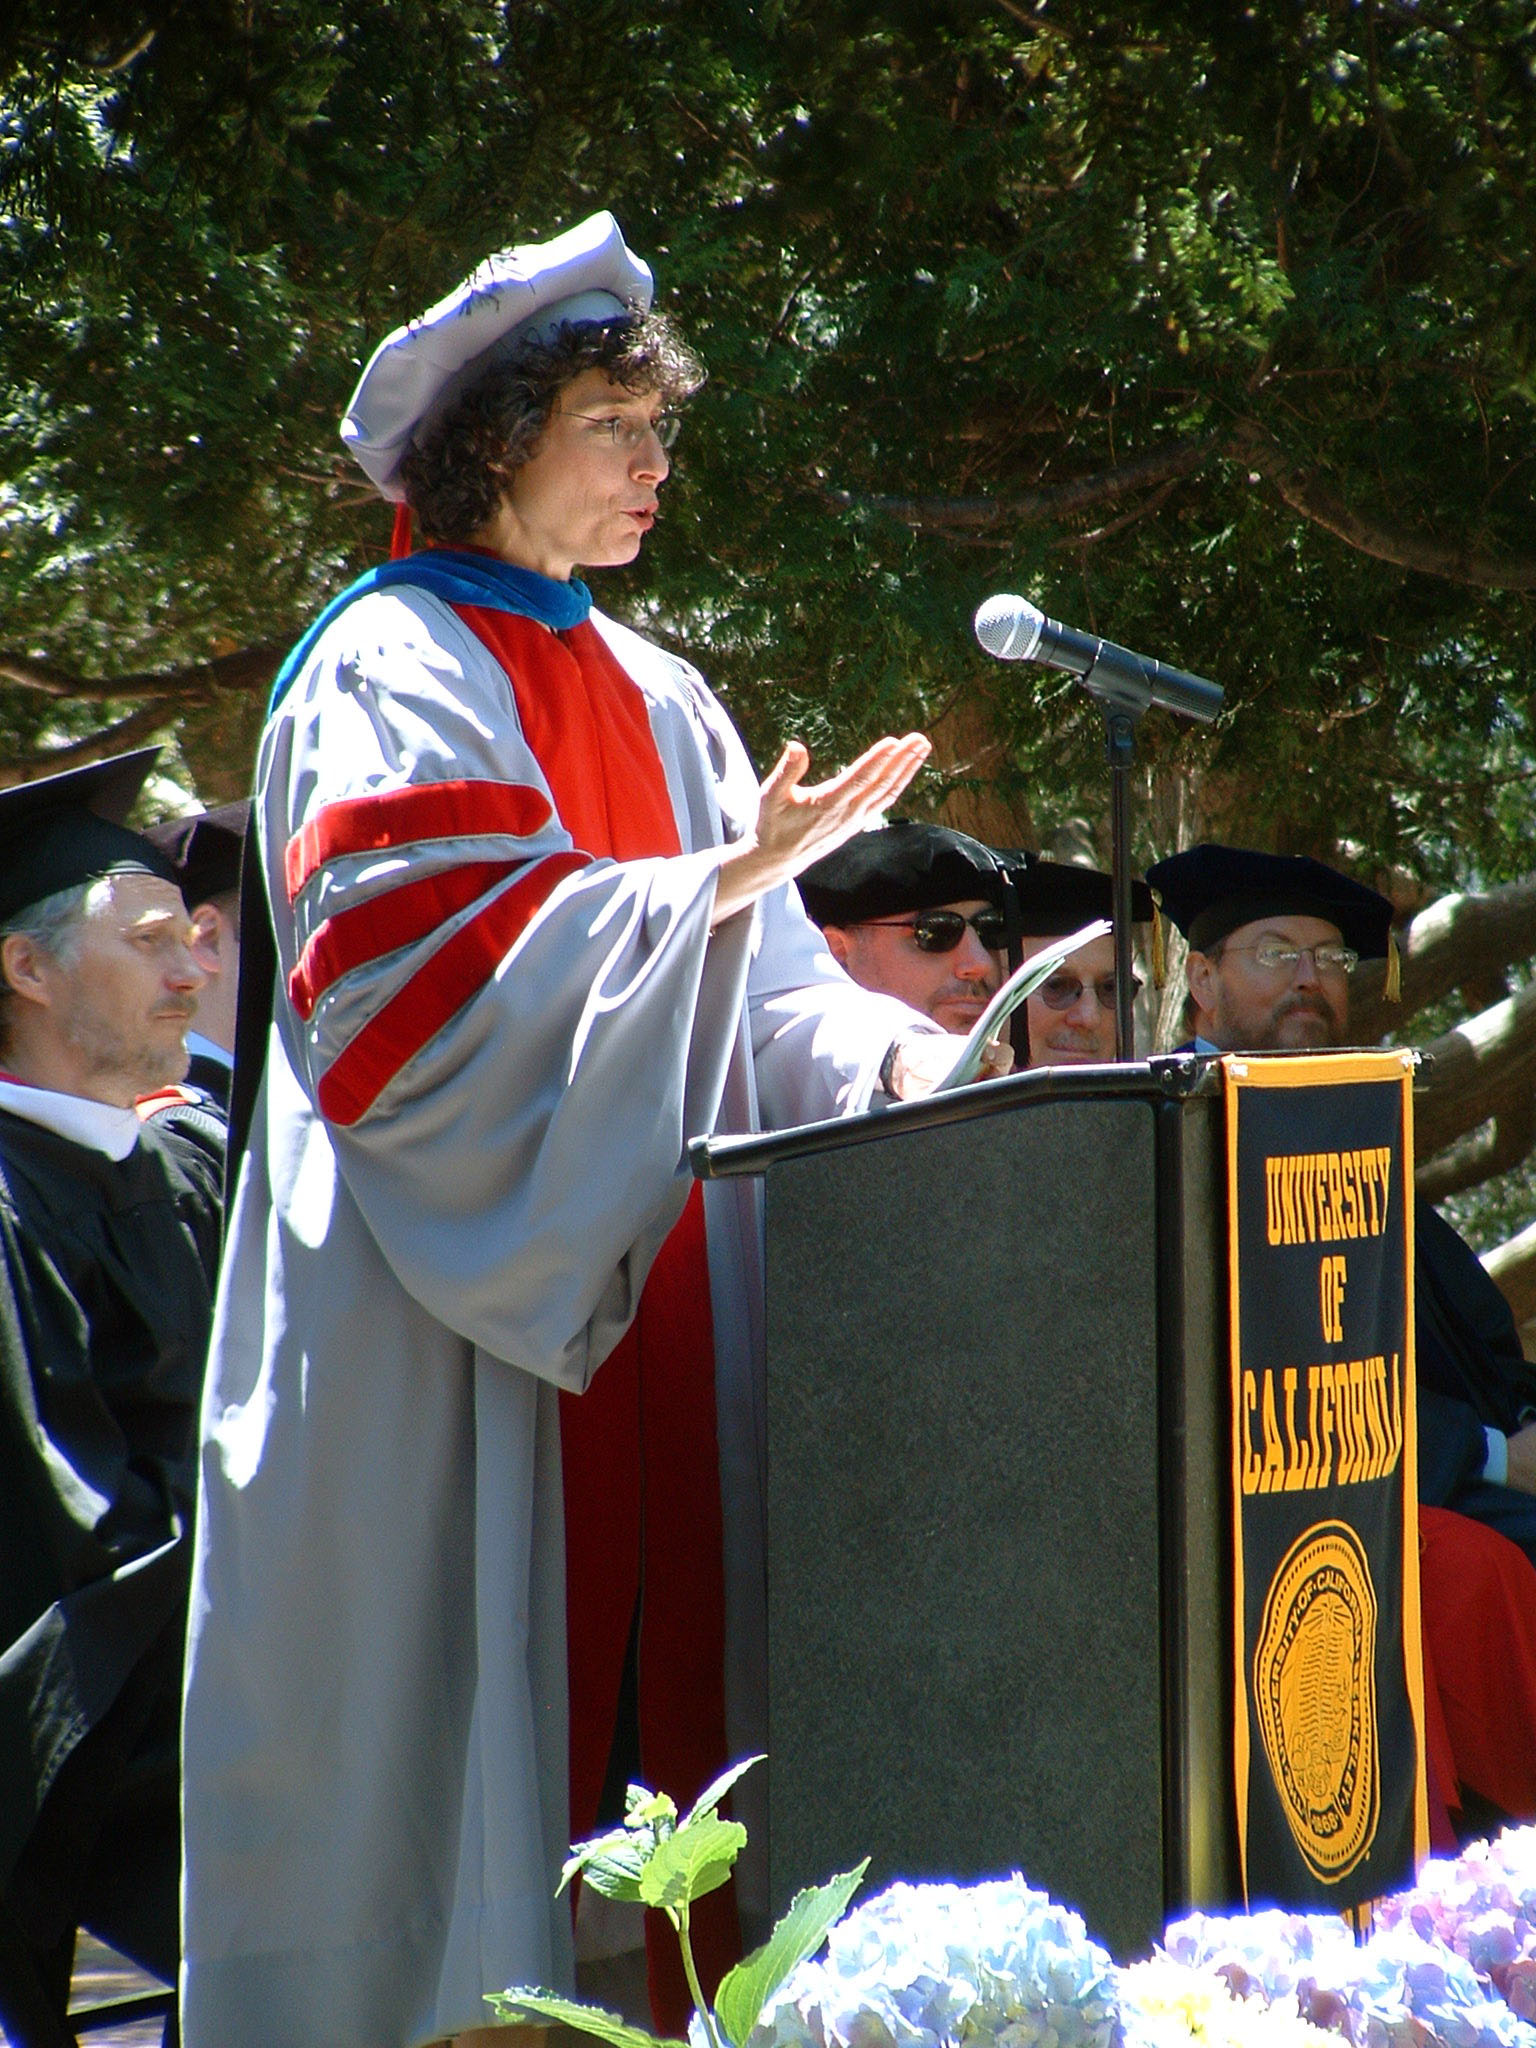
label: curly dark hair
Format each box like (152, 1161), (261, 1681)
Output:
(399, 309), (705, 546)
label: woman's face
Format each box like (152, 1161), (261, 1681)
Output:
(491, 368), (672, 579)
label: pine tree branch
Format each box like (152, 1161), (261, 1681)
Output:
(826, 421), (1536, 591)
(0, 643), (288, 705)
(0, 704), (183, 788)
(822, 438), (1215, 530)
(1227, 419), (1536, 591)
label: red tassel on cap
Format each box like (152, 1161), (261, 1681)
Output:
(390, 503), (413, 560)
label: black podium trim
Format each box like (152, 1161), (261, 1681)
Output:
(691, 1053), (1217, 1180)
(1156, 1093), (1192, 1914)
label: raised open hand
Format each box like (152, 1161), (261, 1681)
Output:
(712, 732), (930, 926)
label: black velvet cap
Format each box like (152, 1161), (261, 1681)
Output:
(1145, 843), (1393, 958)
(0, 748), (178, 926)
(797, 821), (1009, 925)
(145, 800), (250, 906)
(996, 855), (1154, 936)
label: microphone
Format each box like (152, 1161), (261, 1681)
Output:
(973, 593), (1223, 725)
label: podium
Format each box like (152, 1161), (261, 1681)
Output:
(693, 1056), (1236, 1960)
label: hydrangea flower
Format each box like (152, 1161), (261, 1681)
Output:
(1119, 1955), (1337, 2048)
(745, 1876), (1121, 2048)
(1159, 1911), (1358, 2007)
(1374, 1828), (1536, 2021)
(1159, 1888), (1536, 2048)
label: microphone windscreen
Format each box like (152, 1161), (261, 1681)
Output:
(973, 593), (1045, 662)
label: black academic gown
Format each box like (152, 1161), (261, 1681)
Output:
(0, 1107), (220, 2011)
(1414, 1196), (1536, 1559)
(183, 1048), (231, 1115)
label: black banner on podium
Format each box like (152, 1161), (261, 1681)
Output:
(1222, 1052), (1427, 1910)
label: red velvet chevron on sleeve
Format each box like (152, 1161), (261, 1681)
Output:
(284, 778), (554, 903)
(282, 774), (585, 1126)
(312, 850), (586, 1126)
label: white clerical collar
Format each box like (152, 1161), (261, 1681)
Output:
(0, 1078), (141, 1160)
(186, 1029), (234, 1071)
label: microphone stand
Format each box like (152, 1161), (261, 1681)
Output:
(1104, 703), (1144, 1062)
(1049, 651), (1155, 1062)
(1048, 644), (1218, 1059)
(972, 597), (1223, 1059)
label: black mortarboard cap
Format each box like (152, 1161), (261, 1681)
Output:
(1145, 843), (1394, 959)
(996, 855), (1154, 936)
(797, 821), (1009, 926)
(145, 800), (250, 906)
(0, 748), (178, 926)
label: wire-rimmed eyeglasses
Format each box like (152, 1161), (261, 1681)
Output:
(562, 410), (682, 451)
(1221, 941), (1359, 976)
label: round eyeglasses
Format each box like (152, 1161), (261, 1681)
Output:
(856, 909), (1009, 954)
(562, 410), (682, 451)
(1035, 970), (1142, 1012)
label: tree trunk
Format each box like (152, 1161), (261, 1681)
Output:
(1353, 875), (1536, 1040)
(1411, 980), (1536, 1161)
(1483, 1222), (1536, 1364)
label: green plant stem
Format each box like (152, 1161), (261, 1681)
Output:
(675, 1906), (725, 2048)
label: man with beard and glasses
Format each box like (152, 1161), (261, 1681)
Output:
(0, 750), (221, 2048)
(1146, 841), (1536, 1545)
(1149, 841), (1536, 1534)
(1149, 839), (1536, 1841)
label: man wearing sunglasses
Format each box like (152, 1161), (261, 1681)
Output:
(798, 822), (1011, 1038)
(1004, 857), (1154, 1065)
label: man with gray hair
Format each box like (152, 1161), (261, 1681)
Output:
(0, 750), (220, 2048)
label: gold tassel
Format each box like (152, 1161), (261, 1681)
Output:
(1151, 889), (1167, 990)
(1385, 929), (1401, 1002)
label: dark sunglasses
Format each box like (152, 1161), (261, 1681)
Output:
(1036, 970), (1142, 1011)
(859, 909), (1009, 954)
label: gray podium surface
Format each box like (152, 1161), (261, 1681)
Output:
(696, 1061), (1232, 1962)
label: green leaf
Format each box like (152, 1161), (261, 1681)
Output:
(560, 1826), (649, 1903)
(484, 1988), (675, 2048)
(637, 1814), (748, 1912)
(713, 1861), (870, 2048)
(625, 1785), (679, 1831)
(683, 1754), (765, 1829)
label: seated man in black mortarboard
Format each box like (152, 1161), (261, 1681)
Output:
(0, 750), (223, 2048)
(1146, 841), (1536, 1557)
(800, 827), (1152, 1071)
(999, 855), (1154, 1065)
(797, 821), (1014, 1043)
(145, 800), (249, 1115)
(1149, 839), (1536, 1840)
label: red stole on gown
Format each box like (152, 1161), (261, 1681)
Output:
(457, 605), (739, 2032)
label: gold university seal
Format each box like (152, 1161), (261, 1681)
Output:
(1253, 1520), (1379, 1881)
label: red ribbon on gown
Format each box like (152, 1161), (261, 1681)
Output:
(459, 606), (740, 2033)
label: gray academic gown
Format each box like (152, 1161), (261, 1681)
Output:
(180, 590), (931, 2048)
